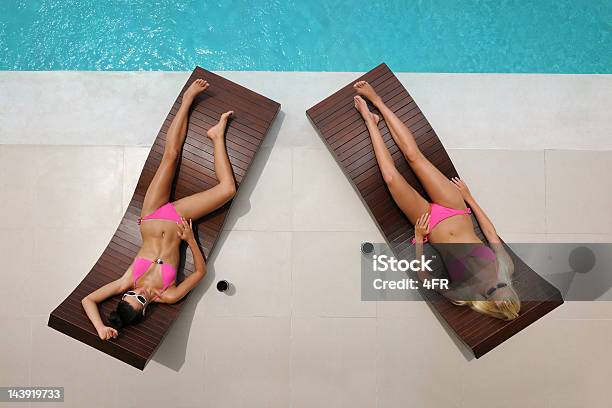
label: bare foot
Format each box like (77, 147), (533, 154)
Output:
(183, 78), (209, 103)
(354, 96), (380, 125)
(207, 111), (233, 141)
(353, 81), (381, 104)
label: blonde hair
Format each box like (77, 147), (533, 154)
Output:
(452, 286), (521, 321)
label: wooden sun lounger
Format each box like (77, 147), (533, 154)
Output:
(48, 67), (280, 370)
(306, 63), (563, 358)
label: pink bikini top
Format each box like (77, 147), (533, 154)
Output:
(133, 257), (177, 290)
(134, 203), (182, 290)
(446, 245), (496, 282)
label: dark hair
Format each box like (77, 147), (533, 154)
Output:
(108, 300), (143, 329)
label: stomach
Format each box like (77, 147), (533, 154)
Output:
(428, 214), (481, 245)
(137, 219), (182, 268)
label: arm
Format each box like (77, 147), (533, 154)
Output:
(413, 213), (431, 283)
(414, 237), (473, 302)
(158, 217), (207, 304)
(451, 177), (500, 244)
(451, 177), (515, 277)
(81, 267), (132, 340)
(414, 213), (456, 300)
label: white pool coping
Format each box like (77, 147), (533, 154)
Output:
(1, 71), (611, 150)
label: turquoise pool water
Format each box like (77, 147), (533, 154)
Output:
(1, 0), (610, 72)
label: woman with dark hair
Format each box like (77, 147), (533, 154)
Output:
(81, 79), (236, 339)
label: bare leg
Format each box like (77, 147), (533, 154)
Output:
(141, 78), (209, 216)
(173, 111), (236, 220)
(354, 81), (465, 210)
(354, 96), (429, 224)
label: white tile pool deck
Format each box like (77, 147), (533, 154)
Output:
(1, 72), (611, 408)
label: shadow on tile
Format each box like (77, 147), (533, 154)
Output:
(151, 110), (284, 371)
(151, 259), (218, 371)
(424, 301), (475, 362)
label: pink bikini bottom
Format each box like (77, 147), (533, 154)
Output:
(411, 203), (471, 244)
(137, 202), (182, 225)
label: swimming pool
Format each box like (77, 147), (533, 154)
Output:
(1, 0), (610, 72)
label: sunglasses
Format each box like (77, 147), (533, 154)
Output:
(485, 282), (508, 298)
(123, 291), (148, 315)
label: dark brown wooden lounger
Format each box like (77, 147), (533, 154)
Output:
(48, 67), (280, 370)
(306, 63), (563, 358)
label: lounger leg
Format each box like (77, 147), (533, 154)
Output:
(172, 112), (236, 220)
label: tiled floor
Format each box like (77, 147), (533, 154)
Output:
(2, 143), (611, 408)
(1, 72), (611, 408)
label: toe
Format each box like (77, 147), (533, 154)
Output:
(354, 96), (364, 108)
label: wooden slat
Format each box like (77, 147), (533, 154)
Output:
(306, 63), (563, 359)
(48, 67), (280, 370)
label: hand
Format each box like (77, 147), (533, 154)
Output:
(97, 326), (118, 340)
(149, 287), (168, 303)
(451, 177), (472, 201)
(414, 213), (430, 242)
(176, 216), (195, 242)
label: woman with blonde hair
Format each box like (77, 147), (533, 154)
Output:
(353, 81), (519, 321)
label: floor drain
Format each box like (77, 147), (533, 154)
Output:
(361, 242), (374, 254)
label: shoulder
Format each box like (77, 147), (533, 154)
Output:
(118, 276), (133, 292)
(116, 271), (134, 292)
